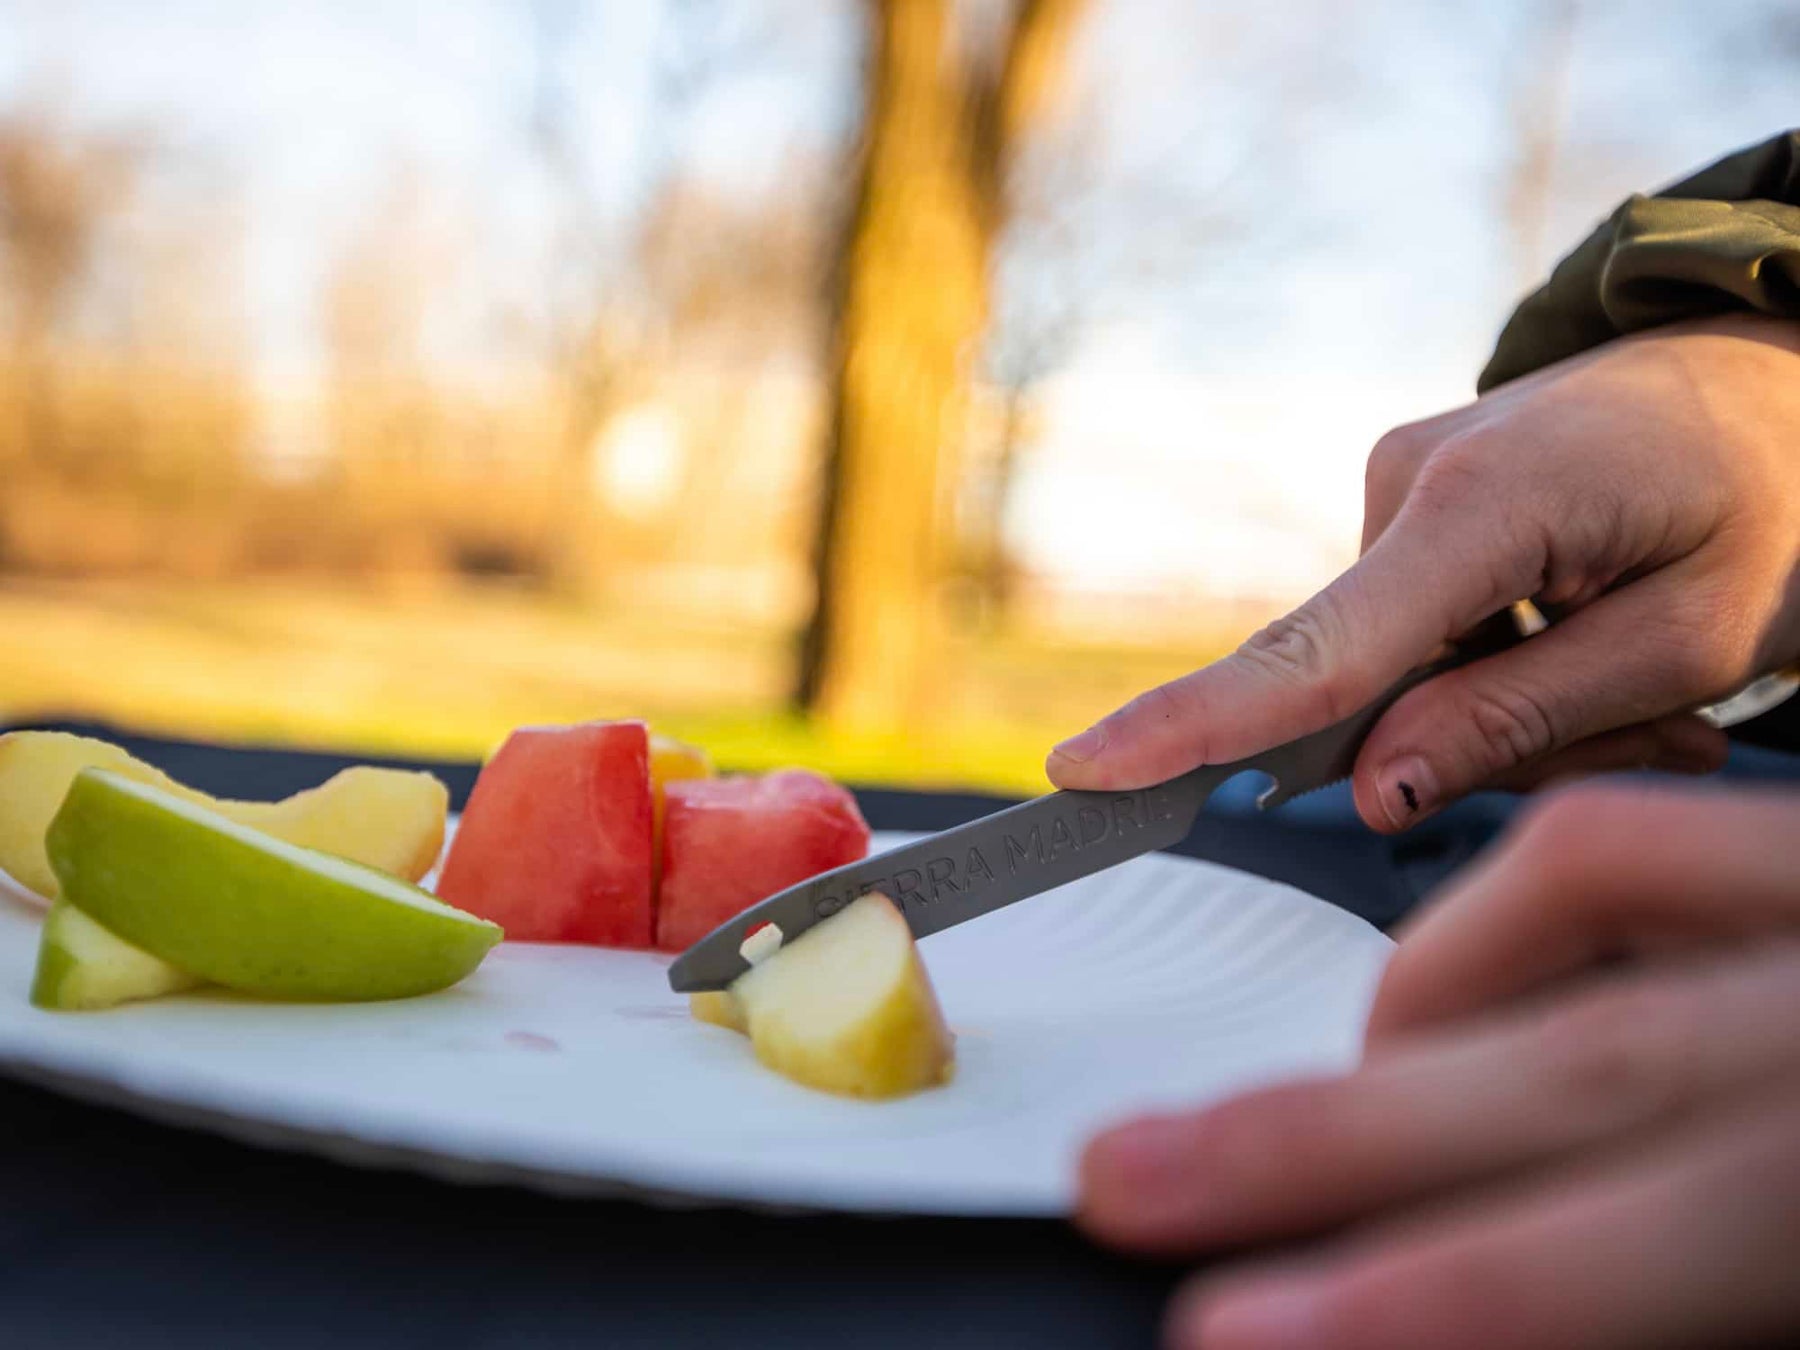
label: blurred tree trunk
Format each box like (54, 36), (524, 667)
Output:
(0, 122), (135, 473)
(1502, 0), (1579, 291)
(978, 380), (1032, 614)
(794, 0), (1085, 725)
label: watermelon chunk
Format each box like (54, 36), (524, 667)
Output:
(656, 770), (870, 952)
(437, 721), (653, 946)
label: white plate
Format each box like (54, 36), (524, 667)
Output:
(0, 832), (1391, 1216)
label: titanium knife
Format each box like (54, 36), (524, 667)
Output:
(667, 621), (1799, 994)
(666, 656), (1456, 994)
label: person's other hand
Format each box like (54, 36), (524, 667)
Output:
(1048, 315), (1800, 830)
(1078, 784), (1800, 1350)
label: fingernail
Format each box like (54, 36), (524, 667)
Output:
(1174, 1280), (1326, 1350)
(1051, 722), (1109, 765)
(1375, 755), (1437, 829)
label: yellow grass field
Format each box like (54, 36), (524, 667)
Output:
(0, 577), (1236, 795)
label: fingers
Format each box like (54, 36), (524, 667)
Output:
(1349, 560), (1748, 831)
(1078, 942), (1800, 1257)
(1485, 715), (1727, 793)
(1366, 784), (1800, 1045)
(1047, 464), (1542, 790)
(1166, 1085), (1800, 1350)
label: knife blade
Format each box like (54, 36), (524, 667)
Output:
(666, 657), (1455, 993)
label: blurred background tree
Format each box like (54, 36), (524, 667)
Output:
(796, 0), (1087, 731)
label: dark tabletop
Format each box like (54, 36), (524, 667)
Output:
(2, 720), (1795, 1349)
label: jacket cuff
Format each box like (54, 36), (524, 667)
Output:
(1479, 131), (1800, 392)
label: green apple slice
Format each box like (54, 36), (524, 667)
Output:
(48, 769), (502, 1002)
(31, 901), (205, 1012)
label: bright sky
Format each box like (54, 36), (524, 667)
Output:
(3, 0), (1797, 605)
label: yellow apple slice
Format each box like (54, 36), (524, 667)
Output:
(226, 769), (448, 885)
(691, 894), (954, 1099)
(689, 989), (748, 1033)
(687, 922), (775, 1033)
(0, 730), (448, 900)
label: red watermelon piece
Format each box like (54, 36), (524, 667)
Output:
(655, 770), (870, 952)
(437, 720), (654, 946)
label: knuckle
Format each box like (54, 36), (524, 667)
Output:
(1458, 676), (1562, 771)
(1370, 422), (1430, 466)
(1405, 437), (1492, 519)
(1544, 485), (1629, 575)
(1236, 600), (1361, 719)
(1365, 424), (1431, 491)
(1240, 610), (1332, 682)
(1393, 436), (1550, 608)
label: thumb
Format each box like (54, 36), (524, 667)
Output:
(1349, 562), (1743, 832)
(1046, 497), (1536, 790)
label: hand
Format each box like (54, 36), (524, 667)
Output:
(1077, 784), (1800, 1350)
(1047, 315), (1800, 830)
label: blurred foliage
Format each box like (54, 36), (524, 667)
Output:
(0, 1), (1249, 790)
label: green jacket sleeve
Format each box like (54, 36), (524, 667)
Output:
(1479, 130), (1800, 392)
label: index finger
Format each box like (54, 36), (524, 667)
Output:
(1047, 473), (1535, 789)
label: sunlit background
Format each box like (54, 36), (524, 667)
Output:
(2, 0), (1796, 790)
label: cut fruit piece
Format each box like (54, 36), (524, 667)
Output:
(648, 733), (713, 887)
(695, 893), (953, 1099)
(656, 770), (870, 953)
(0, 730), (448, 899)
(227, 769), (448, 886)
(0, 733), (153, 897)
(688, 989), (748, 1033)
(686, 923), (780, 1033)
(30, 902), (204, 1012)
(437, 721), (654, 945)
(48, 769), (501, 1002)
(3, 731), (448, 1011)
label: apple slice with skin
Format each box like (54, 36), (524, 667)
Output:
(691, 894), (954, 1099)
(4, 731), (450, 1011)
(46, 769), (501, 1002)
(31, 902), (206, 1011)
